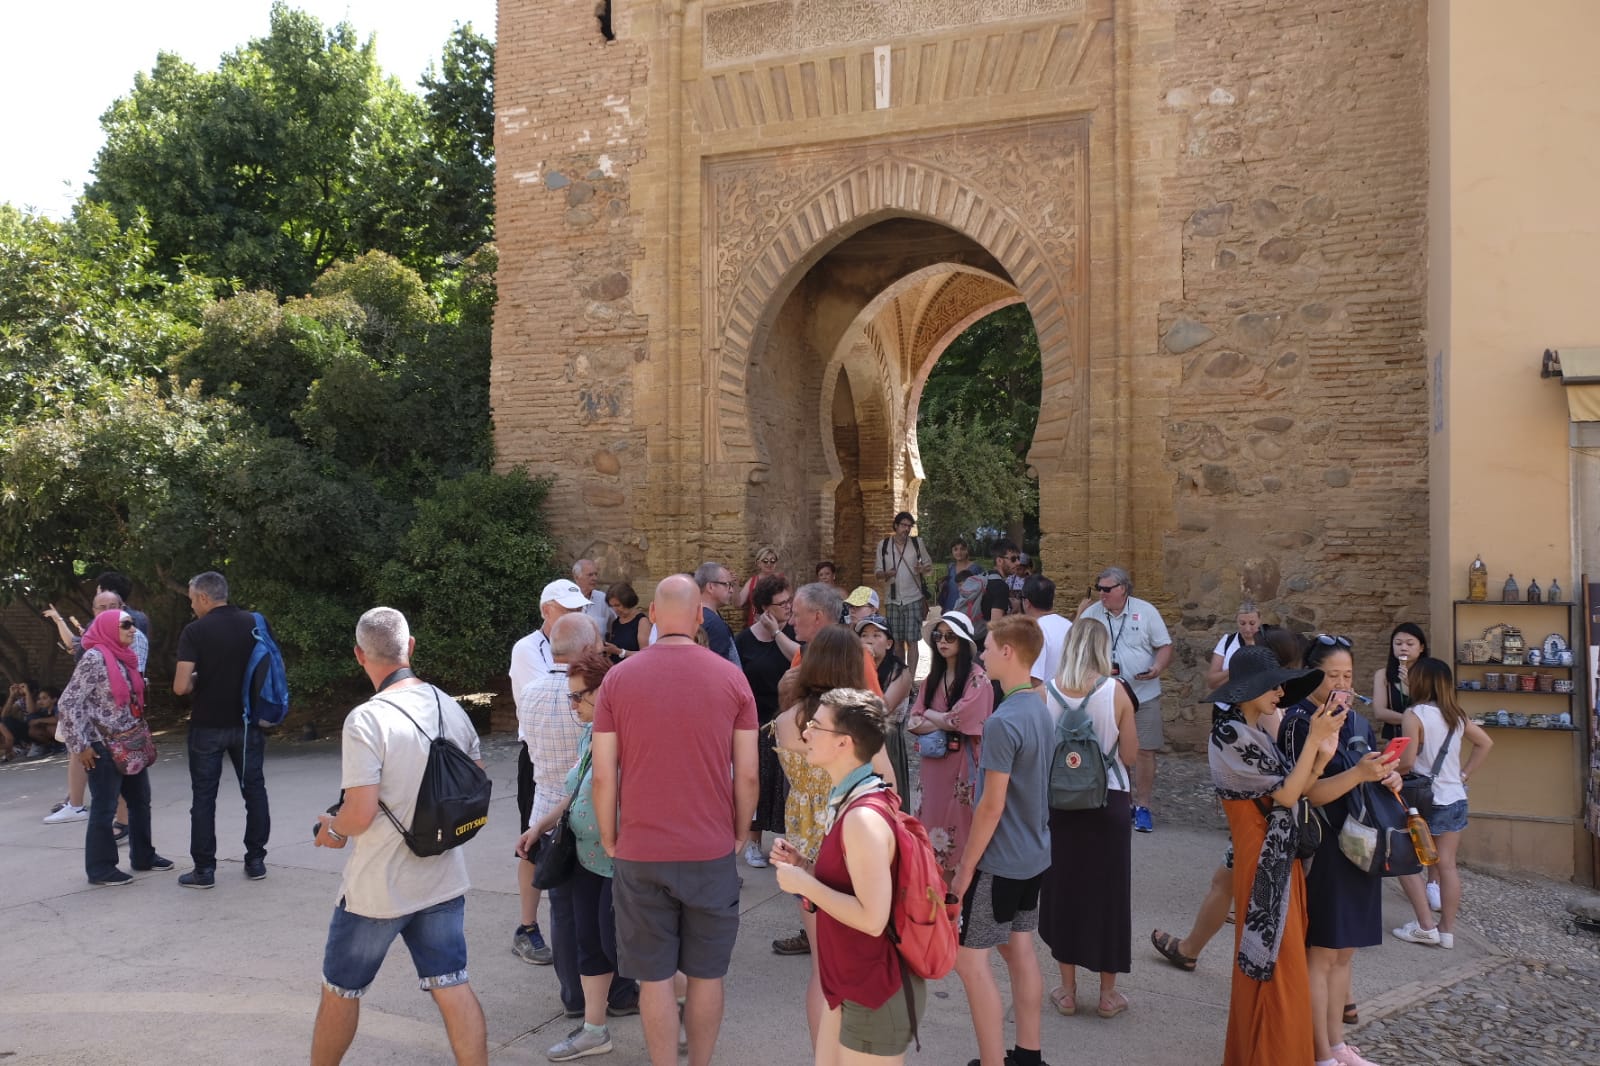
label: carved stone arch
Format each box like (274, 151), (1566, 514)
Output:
(704, 125), (1088, 480)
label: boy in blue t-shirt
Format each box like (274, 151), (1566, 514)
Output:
(953, 615), (1055, 1066)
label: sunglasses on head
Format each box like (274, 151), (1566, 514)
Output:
(1314, 634), (1352, 648)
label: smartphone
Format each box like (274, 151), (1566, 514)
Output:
(1381, 736), (1411, 761)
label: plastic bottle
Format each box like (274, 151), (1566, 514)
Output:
(1468, 555), (1488, 601)
(1407, 807), (1438, 866)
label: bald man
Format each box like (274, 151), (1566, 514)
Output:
(590, 575), (758, 1066)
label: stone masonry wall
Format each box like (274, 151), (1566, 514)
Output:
(492, 0), (654, 583)
(1146, 0), (1430, 740)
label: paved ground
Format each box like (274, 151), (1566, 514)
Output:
(0, 736), (1591, 1065)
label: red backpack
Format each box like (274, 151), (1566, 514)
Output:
(847, 789), (959, 1046)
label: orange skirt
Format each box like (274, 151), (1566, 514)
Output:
(1220, 798), (1313, 1066)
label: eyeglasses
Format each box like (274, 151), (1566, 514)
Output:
(566, 689), (595, 707)
(1315, 634), (1352, 648)
(769, 598), (792, 608)
(802, 721), (849, 737)
(708, 579), (734, 588)
(118, 621), (136, 630)
(1095, 584), (1122, 594)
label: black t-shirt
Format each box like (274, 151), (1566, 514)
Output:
(736, 625), (796, 725)
(981, 571), (1011, 619)
(176, 604), (259, 729)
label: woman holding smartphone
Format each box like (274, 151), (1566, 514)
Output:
(1278, 636), (1402, 1066)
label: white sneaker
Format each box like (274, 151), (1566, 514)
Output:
(742, 841), (769, 869)
(1438, 931), (1454, 949)
(43, 804), (88, 824)
(1391, 920), (1441, 946)
(1425, 881), (1441, 911)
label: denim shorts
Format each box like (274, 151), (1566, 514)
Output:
(322, 895), (470, 997)
(1427, 799), (1468, 836)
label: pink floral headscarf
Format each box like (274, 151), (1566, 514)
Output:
(81, 610), (145, 714)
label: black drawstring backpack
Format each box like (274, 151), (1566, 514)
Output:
(374, 687), (492, 856)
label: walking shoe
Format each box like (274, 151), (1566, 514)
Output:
(772, 930), (810, 955)
(1133, 806), (1155, 833)
(1437, 931), (1454, 949)
(605, 999), (640, 1018)
(1391, 920), (1440, 946)
(133, 855), (175, 872)
(244, 858), (267, 880)
(90, 869), (133, 886)
(513, 924), (554, 965)
(179, 869), (216, 890)
(741, 840), (769, 868)
(1425, 880), (1441, 911)
(547, 1025), (611, 1061)
(49, 798), (69, 814)
(43, 804), (88, 824)
(562, 1008), (584, 1019)
(1331, 1043), (1382, 1066)
(26, 743), (45, 758)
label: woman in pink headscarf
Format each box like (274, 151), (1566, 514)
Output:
(57, 610), (171, 886)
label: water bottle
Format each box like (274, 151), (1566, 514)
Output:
(1406, 807), (1438, 866)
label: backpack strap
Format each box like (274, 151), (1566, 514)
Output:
(1224, 632), (1239, 654)
(369, 686), (444, 844)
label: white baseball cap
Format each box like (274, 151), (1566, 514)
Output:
(540, 579), (590, 610)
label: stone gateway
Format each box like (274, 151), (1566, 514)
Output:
(492, 0), (1429, 749)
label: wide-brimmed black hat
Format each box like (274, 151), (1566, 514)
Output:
(1201, 645), (1323, 707)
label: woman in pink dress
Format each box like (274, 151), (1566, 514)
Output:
(907, 610), (993, 876)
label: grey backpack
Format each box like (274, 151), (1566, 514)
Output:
(1046, 679), (1110, 811)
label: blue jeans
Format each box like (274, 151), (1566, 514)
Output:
(85, 744), (155, 880)
(187, 725), (270, 870)
(321, 895), (470, 997)
(549, 877), (638, 1013)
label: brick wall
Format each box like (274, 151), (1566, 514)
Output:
(1145, 0), (1430, 740)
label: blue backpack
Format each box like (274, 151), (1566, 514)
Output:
(241, 612), (290, 728)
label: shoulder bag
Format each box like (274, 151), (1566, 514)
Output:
(532, 748), (592, 890)
(1399, 724), (1453, 818)
(1257, 795), (1322, 861)
(106, 719), (158, 775)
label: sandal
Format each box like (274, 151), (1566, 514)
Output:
(112, 822), (128, 843)
(1049, 986), (1076, 1016)
(1150, 929), (1198, 971)
(1096, 991), (1130, 1019)
(1343, 1003), (1359, 1025)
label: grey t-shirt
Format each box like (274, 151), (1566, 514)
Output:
(974, 689), (1053, 879)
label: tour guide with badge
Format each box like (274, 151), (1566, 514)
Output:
(1078, 566), (1172, 834)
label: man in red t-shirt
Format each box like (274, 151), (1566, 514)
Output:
(591, 574), (758, 1066)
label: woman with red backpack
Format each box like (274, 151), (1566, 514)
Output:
(772, 688), (935, 1064)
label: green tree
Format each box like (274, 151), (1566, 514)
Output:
(915, 304), (1042, 553)
(375, 469), (558, 691)
(412, 24), (495, 265)
(89, 3), (429, 294)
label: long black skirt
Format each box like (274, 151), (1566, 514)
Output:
(752, 737), (789, 834)
(1039, 790), (1132, 974)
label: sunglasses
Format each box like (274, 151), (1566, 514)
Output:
(1095, 584), (1121, 594)
(1315, 634), (1352, 648)
(118, 620), (137, 630)
(933, 630), (960, 643)
(566, 688), (596, 707)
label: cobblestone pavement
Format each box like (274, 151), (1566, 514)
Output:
(1159, 749), (1600, 1066)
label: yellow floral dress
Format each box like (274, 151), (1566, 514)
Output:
(776, 747), (830, 862)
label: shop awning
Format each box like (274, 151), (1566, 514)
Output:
(1542, 348), (1600, 428)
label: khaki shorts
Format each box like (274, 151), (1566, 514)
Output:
(840, 976), (925, 1056)
(1135, 697), (1164, 749)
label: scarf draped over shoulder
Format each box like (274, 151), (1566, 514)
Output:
(1208, 707), (1296, 982)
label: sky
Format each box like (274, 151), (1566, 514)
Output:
(0, 1), (498, 219)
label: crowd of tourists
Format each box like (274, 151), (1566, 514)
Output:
(6, 520), (1495, 1066)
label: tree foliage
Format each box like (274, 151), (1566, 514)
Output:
(1, 8), (513, 706)
(88, 4), (493, 294)
(915, 304), (1042, 555)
